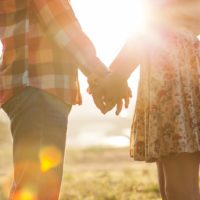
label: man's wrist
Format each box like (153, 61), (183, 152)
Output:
(87, 70), (111, 86)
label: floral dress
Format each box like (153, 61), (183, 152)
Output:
(130, 26), (200, 162)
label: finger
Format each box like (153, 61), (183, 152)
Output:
(115, 100), (123, 116)
(124, 96), (130, 109)
(93, 96), (106, 114)
(103, 101), (116, 114)
(91, 85), (107, 113)
(87, 87), (92, 94)
(128, 87), (132, 98)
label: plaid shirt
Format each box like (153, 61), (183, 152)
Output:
(0, 0), (108, 106)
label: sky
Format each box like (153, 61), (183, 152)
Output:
(71, 0), (145, 65)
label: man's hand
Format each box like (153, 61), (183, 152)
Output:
(87, 73), (109, 114)
(88, 85), (107, 114)
(102, 86), (132, 115)
(88, 72), (132, 115)
(98, 72), (131, 114)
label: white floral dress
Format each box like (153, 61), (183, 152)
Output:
(130, 26), (200, 162)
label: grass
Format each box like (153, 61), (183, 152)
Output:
(60, 148), (161, 200)
(61, 170), (160, 200)
(0, 121), (161, 200)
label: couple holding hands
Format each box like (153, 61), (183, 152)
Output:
(1, 0), (200, 200)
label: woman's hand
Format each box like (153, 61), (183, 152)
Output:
(115, 87), (132, 115)
(88, 72), (132, 114)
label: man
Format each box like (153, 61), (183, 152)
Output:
(0, 0), (122, 199)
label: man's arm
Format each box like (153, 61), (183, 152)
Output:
(31, 0), (108, 77)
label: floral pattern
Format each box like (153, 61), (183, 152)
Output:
(130, 28), (200, 162)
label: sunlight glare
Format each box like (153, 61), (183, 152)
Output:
(71, 0), (147, 65)
(122, 0), (147, 34)
(13, 187), (37, 200)
(39, 146), (62, 172)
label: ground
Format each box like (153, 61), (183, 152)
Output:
(0, 146), (161, 199)
(0, 121), (161, 200)
(60, 148), (161, 200)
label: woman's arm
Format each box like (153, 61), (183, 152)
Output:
(109, 35), (141, 80)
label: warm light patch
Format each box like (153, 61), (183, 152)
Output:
(122, 0), (147, 34)
(13, 187), (37, 200)
(71, 0), (148, 65)
(39, 146), (62, 172)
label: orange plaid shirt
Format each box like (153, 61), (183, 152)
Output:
(0, 0), (108, 106)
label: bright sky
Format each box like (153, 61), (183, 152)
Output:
(71, 0), (146, 65)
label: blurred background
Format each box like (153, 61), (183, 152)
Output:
(0, 1), (161, 199)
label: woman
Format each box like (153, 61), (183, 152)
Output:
(95, 0), (200, 199)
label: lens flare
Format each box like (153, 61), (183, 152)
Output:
(39, 146), (62, 172)
(13, 187), (37, 200)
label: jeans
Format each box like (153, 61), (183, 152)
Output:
(2, 87), (72, 200)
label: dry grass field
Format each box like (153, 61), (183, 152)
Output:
(0, 147), (161, 199)
(0, 121), (161, 200)
(60, 148), (161, 200)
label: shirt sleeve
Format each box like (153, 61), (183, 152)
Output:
(31, 0), (108, 77)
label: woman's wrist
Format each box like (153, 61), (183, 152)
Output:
(110, 69), (129, 82)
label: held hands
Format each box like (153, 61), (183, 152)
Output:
(88, 72), (132, 115)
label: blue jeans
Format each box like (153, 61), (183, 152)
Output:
(2, 87), (71, 200)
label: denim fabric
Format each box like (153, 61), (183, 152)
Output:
(2, 87), (72, 200)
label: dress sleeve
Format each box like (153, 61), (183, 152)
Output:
(31, 0), (108, 77)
